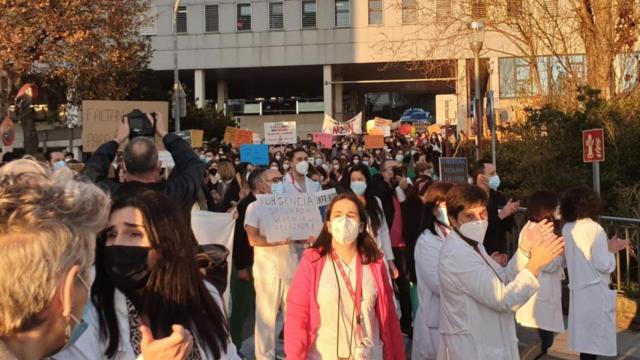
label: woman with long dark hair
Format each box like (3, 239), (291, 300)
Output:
(343, 163), (398, 278)
(57, 189), (238, 359)
(412, 182), (453, 359)
(285, 193), (405, 360)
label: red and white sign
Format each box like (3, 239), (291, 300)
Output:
(1, 117), (16, 147)
(583, 128), (605, 163)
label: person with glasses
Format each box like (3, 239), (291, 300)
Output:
(244, 168), (297, 360)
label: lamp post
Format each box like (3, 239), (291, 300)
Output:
(469, 20), (485, 161)
(173, 0), (181, 131)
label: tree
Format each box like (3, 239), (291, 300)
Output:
(378, 0), (640, 103)
(0, 1), (152, 154)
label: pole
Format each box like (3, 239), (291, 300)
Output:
(473, 49), (482, 161)
(173, 0), (181, 132)
(593, 161), (601, 195)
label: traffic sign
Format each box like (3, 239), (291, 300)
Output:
(583, 128), (605, 163)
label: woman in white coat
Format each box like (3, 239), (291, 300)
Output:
(513, 191), (565, 356)
(561, 186), (629, 360)
(345, 164), (399, 279)
(437, 184), (565, 360)
(412, 182), (453, 359)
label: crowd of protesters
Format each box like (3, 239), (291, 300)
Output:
(0, 111), (632, 360)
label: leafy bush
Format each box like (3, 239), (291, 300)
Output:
(181, 104), (237, 145)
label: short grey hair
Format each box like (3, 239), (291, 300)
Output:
(248, 168), (266, 192)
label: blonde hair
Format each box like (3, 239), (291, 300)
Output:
(217, 160), (236, 181)
(0, 158), (110, 335)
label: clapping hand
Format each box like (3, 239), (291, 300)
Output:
(608, 235), (631, 254)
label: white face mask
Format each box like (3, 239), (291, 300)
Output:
(270, 165), (279, 171)
(395, 154), (404, 162)
(330, 216), (360, 245)
(314, 158), (323, 166)
(362, 160), (370, 166)
(295, 160), (309, 175)
(352, 159), (360, 164)
(283, 163), (290, 170)
(457, 219), (488, 243)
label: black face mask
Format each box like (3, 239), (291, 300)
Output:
(103, 246), (151, 300)
(208, 168), (217, 176)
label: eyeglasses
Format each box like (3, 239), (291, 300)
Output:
(262, 176), (283, 183)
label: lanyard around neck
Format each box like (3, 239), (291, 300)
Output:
(330, 251), (363, 359)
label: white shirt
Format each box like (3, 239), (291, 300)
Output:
(308, 256), (383, 360)
(370, 197), (394, 261)
(283, 172), (321, 194)
(245, 201), (298, 279)
(438, 231), (539, 360)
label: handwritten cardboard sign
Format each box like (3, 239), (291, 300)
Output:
(224, 127), (253, 147)
(174, 129), (204, 148)
(81, 100), (169, 152)
(240, 144), (269, 165)
(439, 157), (469, 184)
(316, 188), (337, 222)
(313, 132), (333, 149)
(264, 121), (297, 145)
(364, 135), (385, 149)
(254, 193), (323, 242)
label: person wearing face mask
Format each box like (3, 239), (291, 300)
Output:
(344, 164), (399, 279)
(329, 159), (345, 183)
(471, 161), (520, 254)
(0, 159), (109, 360)
(274, 152), (283, 163)
(438, 184), (565, 360)
(282, 160), (291, 172)
(412, 182), (453, 359)
(211, 160), (241, 213)
(283, 147), (321, 195)
(313, 152), (325, 167)
(351, 154), (361, 166)
(203, 162), (223, 211)
(285, 194), (405, 360)
(55, 189), (239, 360)
(244, 169), (298, 360)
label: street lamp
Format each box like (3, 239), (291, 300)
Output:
(173, 0), (181, 131)
(468, 20), (485, 161)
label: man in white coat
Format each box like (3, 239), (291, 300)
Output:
(437, 184), (565, 360)
(283, 147), (322, 195)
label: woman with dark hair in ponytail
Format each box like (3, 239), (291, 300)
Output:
(57, 189), (239, 359)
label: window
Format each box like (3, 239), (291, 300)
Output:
(237, 3), (251, 31)
(269, 2), (284, 30)
(506, 0), (522, 16)
(302, 0), (317, 28)
(205, 4), (219, 32)
(543, 0), (558, 16)
(435, 0), (452, 20)
(402, 0), (417, 24)
(368, 0), (383, 25)
(500, 55), (586, 98)
(140, 5), (157, 35)
(176, 6), (187, 33)
(471, 0), (487, 18)
(335, 0), (350, 27)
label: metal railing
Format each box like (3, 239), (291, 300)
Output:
(509, 210), (640, 295)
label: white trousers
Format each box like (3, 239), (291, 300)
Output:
(254, 276), (291, 360)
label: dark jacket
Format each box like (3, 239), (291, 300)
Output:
(233, 193), (256, 271)
(484, 189), (515, 254)
(83, 134), (203, 219)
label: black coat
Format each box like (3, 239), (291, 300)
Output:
(484, 189), (515, 254)
(233, 193), (256, 271)
(83, 134), (203, 220)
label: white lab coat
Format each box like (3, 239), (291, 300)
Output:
(563, 219), (617, 356)
(437, 231), (539, 360)
(53, 282), (240, 360)
(283, 172), (321, 194)
(412, 225), (448, 360)
(372, 197), (394, 262)
(512, 222), (565, 333)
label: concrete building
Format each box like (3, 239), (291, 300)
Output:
(146, 0), (518, 136)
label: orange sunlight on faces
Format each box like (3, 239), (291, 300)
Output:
(105, 207), (152, 247)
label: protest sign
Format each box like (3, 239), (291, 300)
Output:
(158, 150), (175, 168)
(428, 124), (442, 135)
(254, 193), (323, 242)
(174, 129), (204, 147)
(399, 123), (414, 136)
(413, 123), (428, 134)
(81, 100), (169, 152)
(364, 135), (385, 149)
(252, 133), (262, 144)
(191, 210), (235, 311)
(240, 144), (269, 165)
(322, 112), (363, 136)
(224, 127), (253, 146)
(264, 121), (297, 144)
(439, 157), (469, 184)
(316, 188), (337, 222)
(313, 132), (333, 149)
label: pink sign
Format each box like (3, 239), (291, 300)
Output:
(313, 132), (333, 149)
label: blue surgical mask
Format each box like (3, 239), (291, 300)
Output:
(350, 181), (367, 196)
(53, 160), (66, 171)
(488, 175), (501, 190)
(67, 313), (89, 346)
(271, 182), (285, 194)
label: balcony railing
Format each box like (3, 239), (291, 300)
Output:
(225, 98), (324, 116)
